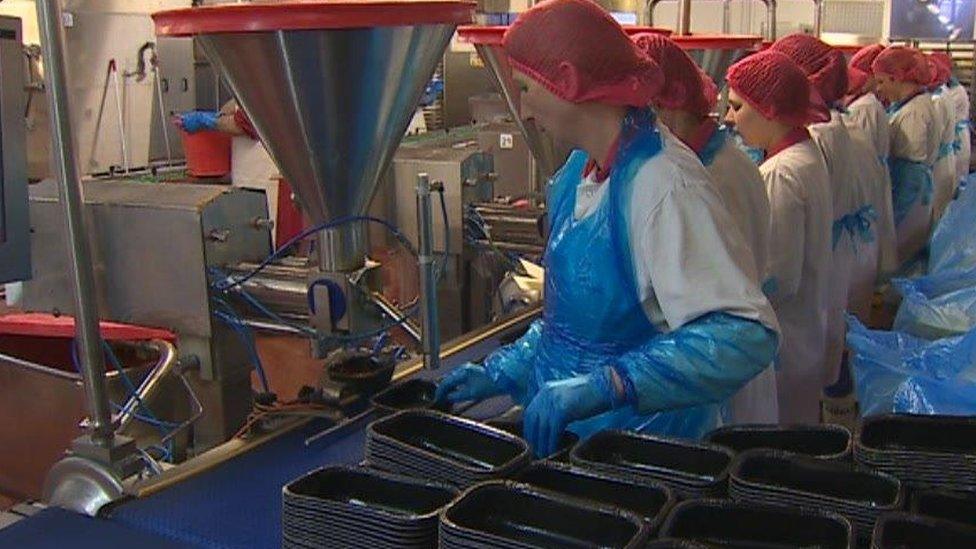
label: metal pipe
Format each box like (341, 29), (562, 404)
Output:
(416, 173), (441, 370)
(722, 0), (732, 33)
(677, 0), (693, 35)
(153, 65), (174, 166)
(765, 0), (777, 40)
(240, 318), (310, 336)
(645, 0), (665, 26)
(117, 340), (178, 433)
(369, 292), (422, 343)
(110, 60), (129, 173)
(317, 223), (366, 272)
(811, 0), (822, 37)
(36, 0), (114, 447)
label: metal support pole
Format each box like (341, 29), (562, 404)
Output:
(812, 0), (823, 37)
(36, 0), (114, 448)
(722, 0), (732, 34)
(761, 0), (777, 41)
(676, 0), (693, 35)
(416, 173), (441, 370)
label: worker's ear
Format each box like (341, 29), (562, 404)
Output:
(556, 61), (582, 100)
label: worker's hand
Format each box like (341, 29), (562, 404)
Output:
(174, 110), (220, 134)
(434, 363), (502, 404)
(523, 370), (617, 458)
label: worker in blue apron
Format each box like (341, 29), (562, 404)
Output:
(436, 0), (780, 457)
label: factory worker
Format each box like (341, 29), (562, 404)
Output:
(843, 44), (898, 292)
(632, 32), (778, 424)
(929, 52), (971, 191)
(770, 34), (878, 396)
(872, 46), (940, 267)
(436, 0), (779, 457)
(725, 50), (832, 424)
(927, 54), (958, 223)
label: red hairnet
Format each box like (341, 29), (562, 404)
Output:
(847, 44), (884, 94)
(926, 54), (951, 88)
(502, 0), (663, 107)
(930, 51), (954, 73)
(631, 32), (718, 117)
(770, 33), (848, 104)
(929, 52), (953, 84)
(872, 46), (931, 85)
(727, 50), (829, 127)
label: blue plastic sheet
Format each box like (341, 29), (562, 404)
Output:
(929, 182), (976, 273)
(846, 316), (976, 416)
(893, 267), (976, 339)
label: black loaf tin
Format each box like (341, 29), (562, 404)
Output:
(659, 497), (854, 549)
(570, 430), (734, 499)
(705, 423), (852, 460)
(438, 480), (651, 548)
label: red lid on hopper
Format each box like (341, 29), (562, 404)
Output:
(154, 0), (476, 37)
(457, 25), (506, 45)
(668, 34), (763, 50)
(458, 24), (672, 45)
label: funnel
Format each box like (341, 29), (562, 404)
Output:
(666, 35), (763, 90)
(154, 1), (474, 248)
(457, 26), (557, 180)
(457, 25), (670, 181)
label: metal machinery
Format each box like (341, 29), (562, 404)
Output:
(7, 0), (494, 516)
(0, 0), (778, 545)
(0, 16), (29, 285)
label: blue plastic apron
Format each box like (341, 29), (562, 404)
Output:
(534, 108), (719, 440)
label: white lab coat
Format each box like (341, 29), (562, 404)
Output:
(847, 133), (890, 320)
(889, 93), (941, 265)
(943, 84), (972, 191)
(703, 136), (777, 424)
(575, 123), (780, 424)
(761, 139), (833, 424)
(945, 83), (971, 189)
(932, 93), (958, 222)
(809, 113), (876, 389)
(843, 94), (899, 283)
(845, 93), (891, 164)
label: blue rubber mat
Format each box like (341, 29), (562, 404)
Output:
(110, 416), (370, 549)
(0, 507), (194, 549)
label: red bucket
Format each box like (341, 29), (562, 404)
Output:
(182, 129), (231, 177)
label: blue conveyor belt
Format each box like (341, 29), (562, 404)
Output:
(109, 415), (371, 549)
(0, 378), (512, 548)
(0, 507), (195, 548)
(107, 394), (512, 549)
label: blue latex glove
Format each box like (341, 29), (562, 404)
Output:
(523, 369), (618, 458)
(435, 320), (544, 404)
(176, 110), (220, 134)
(419, 79), (444, 107)
(434, 363), (503, 403)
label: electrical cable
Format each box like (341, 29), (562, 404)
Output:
(208, 267), (316, 338)
(210, 298), (272, 393)
(213, 215), (418, 292)
(70, 341), (176, 462)
(434, 187), (450, 282)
